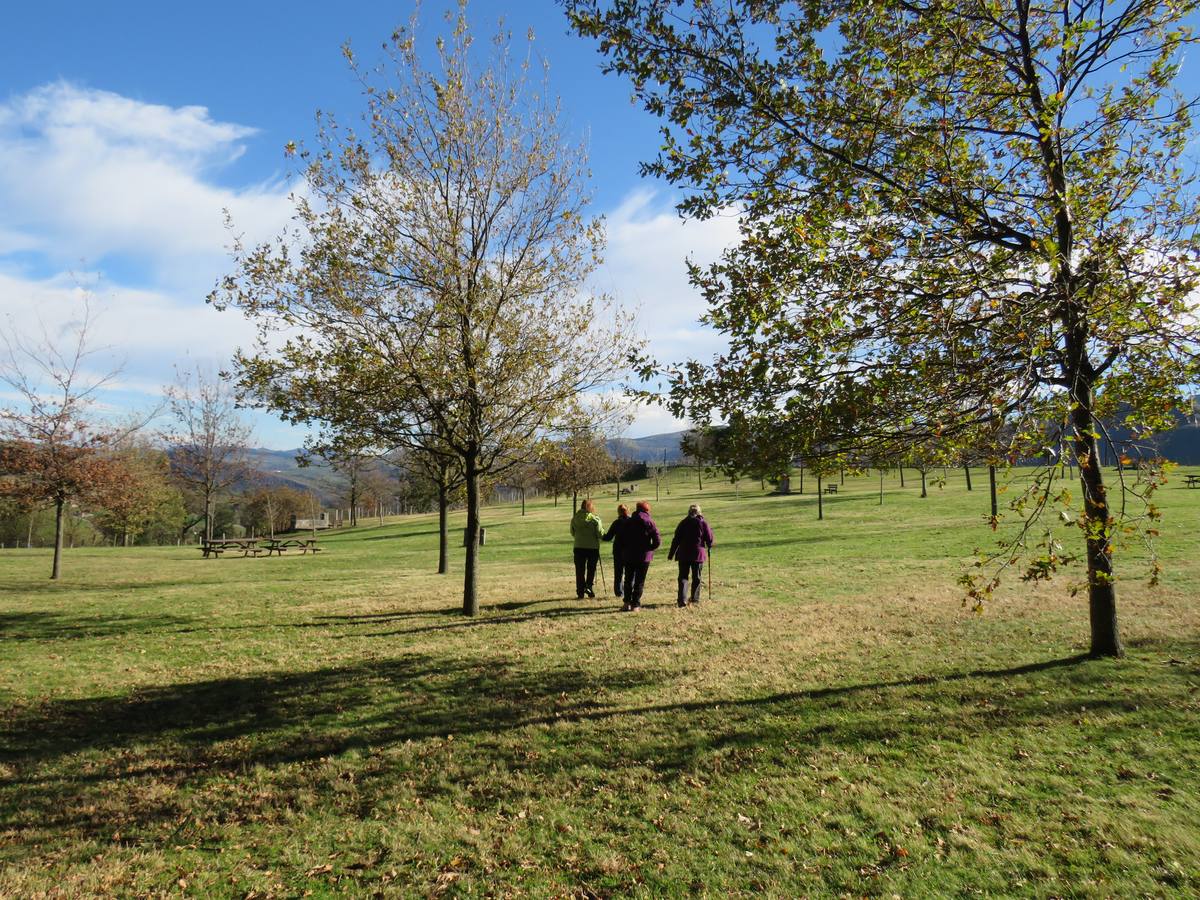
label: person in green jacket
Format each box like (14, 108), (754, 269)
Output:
(570, 498), (604, 599)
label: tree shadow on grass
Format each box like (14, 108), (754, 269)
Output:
(0, 611), (197, 642)
(356, 604), (619, 638)
(2, 646), (1195, 858)
(303, 599), (603, 630)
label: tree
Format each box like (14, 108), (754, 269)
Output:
(92, 442), (184, 546)
(323, 444), (371, 528)
(214, 10), (635, 615)
(162, 368), (253, 543)
(0, 303), (123, 578)
(540, 430), (619, 512)
(679, 428), (717, 491)
(242, 485), (307, 538)
(359, 466), (398, 527)
(570, 0), (1200, 657)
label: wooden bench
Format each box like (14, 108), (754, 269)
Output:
(824, 484), (838, 494)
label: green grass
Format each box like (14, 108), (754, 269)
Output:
(2, 467), (1198, 897)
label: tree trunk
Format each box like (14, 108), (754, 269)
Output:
(1073, 391), (1123, 657)
(989, 465), (998, 519)
(462, 453), (481, 617)
(964, 465), (973, 491)
(437, 478), (449, 575)
(798, 466), (803, 494)
(572, 491), (578, 514)
(350, 483), (358, 527)
(816, 475), (823, 520)
(879, 470), (884, 505)
(696, 465), (703, 491)
(521, 486), (526, 516)
(899, 465), (905, 488)
(920, 468), (927, 498)
(51, 496), (64, 579)
(204, 489), (214, 542)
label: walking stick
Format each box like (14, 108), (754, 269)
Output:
(707, 547), (713, 602)
(597, 553), (606, 599)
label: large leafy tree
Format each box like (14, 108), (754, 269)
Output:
(568, 0), (1200, 656)
(214, 11), (635, 615)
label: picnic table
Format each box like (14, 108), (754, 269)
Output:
(199, 538), (261, 559)
(261, 538), (323, 556)
(199, 537), (323, 558)
(1184, 474), (1200, 488)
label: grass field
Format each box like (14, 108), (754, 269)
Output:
(2, 466), (1198, 897)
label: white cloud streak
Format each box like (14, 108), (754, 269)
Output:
(0, 82), (295, 276)
(0, 84), (738, 446)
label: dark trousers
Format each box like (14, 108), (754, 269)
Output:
(574, 548), (599, 597)
(612, 554), (625, 597)
(677, 560), (704, 604)
(622, 560), (650, 607)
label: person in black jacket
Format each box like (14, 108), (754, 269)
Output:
(617, 500), (661, 612)
(667, 503), (715, 607)
(600, 503), (629, 599)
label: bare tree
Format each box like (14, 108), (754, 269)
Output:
(162, 367), (253, 543)
(0, 301), (123, 578)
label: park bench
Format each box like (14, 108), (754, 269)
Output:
(824, 484), (838, 494)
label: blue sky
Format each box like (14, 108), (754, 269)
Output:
(0, 1), (735, 447)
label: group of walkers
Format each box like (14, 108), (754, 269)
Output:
(570, 499), (715, 612)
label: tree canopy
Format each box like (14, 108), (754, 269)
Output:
(568, 0), (1200, 656)
(214, 10), (637, 614)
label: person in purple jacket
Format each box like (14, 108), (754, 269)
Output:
(667, 504), (715, 607)
(618, 500), (660, 612)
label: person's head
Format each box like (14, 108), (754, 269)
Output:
(636, 500), (651, 514)
(617, 503), (629, 518)
(582, 498), (595, 513)
(688, 504), (702, 518)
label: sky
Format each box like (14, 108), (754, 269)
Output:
(0, 1), (738, 448)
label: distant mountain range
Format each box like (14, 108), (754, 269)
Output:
(241, 448), (344, 501)
(239, 418), (1200, 501)
(608, 430), (689, 464)
(239, 432), (694, 503)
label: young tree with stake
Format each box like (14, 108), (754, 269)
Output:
(214, 10), (636, 615)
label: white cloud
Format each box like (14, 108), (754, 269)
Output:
(0, 82), (295, 276)
(0, 270), (255, 363)
(0, 83), (304, 445)
(594, 188), (739, 435)
(0, 86), (741, 447)
(597, 188), (738, 360)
